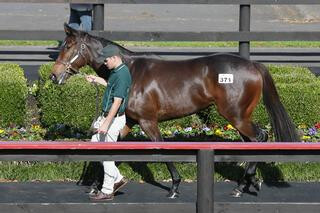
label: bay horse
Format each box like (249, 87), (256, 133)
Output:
(50, 23), (300, 198)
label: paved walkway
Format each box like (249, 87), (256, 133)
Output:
(0, 181), (319, 203)
(1, 181), (320, 213)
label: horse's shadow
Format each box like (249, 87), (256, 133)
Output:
(78, 134), (289, 193)
(124, 162), (170, 191)
(215, 162), (290, 196)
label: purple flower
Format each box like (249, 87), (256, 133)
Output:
(140, 131), (145, 136)
(19, 127), (27, 133)
(308, 127), (317, 136)
(184, 127), (192, 132)
(202, 127), (211, 132)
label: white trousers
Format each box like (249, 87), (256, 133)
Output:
(91, 114), (126, 194)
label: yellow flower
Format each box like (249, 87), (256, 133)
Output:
(302, 135), (311, 140)
(0, 129), (5, 134)
(165, 130), (172, 136)
(214, 129), (223, 136)
(298, 124), (307, 129)
(176, 125), (182, 131)
(32, 125), (41, 130)
(226, 124), (235, 130)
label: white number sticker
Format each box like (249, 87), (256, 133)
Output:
(218, 74), (233, 84)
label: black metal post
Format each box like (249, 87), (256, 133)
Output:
(93, 4), (104, 30)
(239, 4), (251, 59)
(197, 149), (214, 213)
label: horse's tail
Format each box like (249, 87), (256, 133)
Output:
(254, 62), (300, 142)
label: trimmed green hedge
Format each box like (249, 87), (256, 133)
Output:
(38, 62), (55, 81)
(253, 82), (320, 126)
(38, 65), (104, 130)
(37, 64), (320, 131)
(0, 64), (28, 127)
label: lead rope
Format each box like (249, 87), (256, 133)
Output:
(92, 81), (100, 120)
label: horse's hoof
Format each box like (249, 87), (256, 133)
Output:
(166, 190), (180, 199)
(230, 188), (242, 198)
(87, 187), (99, 196)
(253, 181), (262, 192)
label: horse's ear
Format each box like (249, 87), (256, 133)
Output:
(64, 23), (78, 36)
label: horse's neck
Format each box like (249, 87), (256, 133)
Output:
(91, 62), (101, 72)
(122, 54), (136, 68)
(94, 64), (109, 80)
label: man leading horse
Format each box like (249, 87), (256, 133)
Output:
(50, 24), (299, 199)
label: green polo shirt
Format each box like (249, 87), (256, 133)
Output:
(102, 63), (132, 115)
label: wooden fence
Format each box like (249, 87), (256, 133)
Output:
(1, 141), (320, 213)
(0, 0), (319, 58)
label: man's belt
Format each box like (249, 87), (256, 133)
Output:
(102, 111), (125, 117)
(116, 112), (125, 117)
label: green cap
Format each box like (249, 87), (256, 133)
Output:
(97, 45), (120, 63)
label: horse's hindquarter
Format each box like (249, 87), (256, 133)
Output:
(207, 54), (263, 119)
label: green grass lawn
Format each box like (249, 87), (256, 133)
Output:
(1, 40), (320, 48)
(1, 161), (320, 183)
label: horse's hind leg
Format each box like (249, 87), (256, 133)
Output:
(138, 119), (181, 199)
(217, 100), (267, 197)
(230, 121), (268, 197)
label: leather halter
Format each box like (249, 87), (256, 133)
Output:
(56, 44), (88, 74)
(55, 36), (89, 76)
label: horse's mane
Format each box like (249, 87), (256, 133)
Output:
(87, 33), (161, 59)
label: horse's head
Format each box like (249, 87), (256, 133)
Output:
(50, 23), (100, 84)
(50, 23), (135, 84)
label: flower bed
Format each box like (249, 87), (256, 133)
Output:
(130, 122), (320, 142)
(0, 124), (46, 141)
(0, 122), (319, 142)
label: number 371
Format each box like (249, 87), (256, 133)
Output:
(218, 74), (234, 84)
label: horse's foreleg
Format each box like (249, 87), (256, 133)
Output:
(119, 118), (137, 140)
(139, 119), (181, 199)
(119, 124), (131, 139)
(165, 162), (181, 198)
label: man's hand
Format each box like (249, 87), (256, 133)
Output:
(97, 97), (122, 134)
(85, 74), (96, 83)
(97, 120), (110, 134)
(85, 75), (108, 86)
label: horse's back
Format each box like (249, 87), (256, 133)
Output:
(131, 53), (255, 74)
